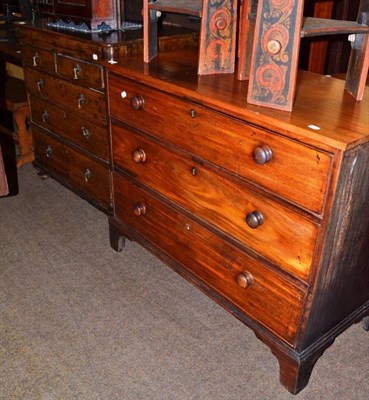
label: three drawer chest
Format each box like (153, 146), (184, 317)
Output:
(105, 49), (369, 394)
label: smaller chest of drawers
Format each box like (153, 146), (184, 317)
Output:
(20, 23), (112, 211)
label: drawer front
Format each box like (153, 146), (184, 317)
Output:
(19, 28), (102, 63)
(108, 74), (331, 215)
(113, 173), (306, 344)
(112, 125), (318, 282)
(33, 126), (111, 209)
(24, 68), (106, 123)
(29, 96), (109, 161)
(22, 46), (55, 73)
(56, 54), (104, 89)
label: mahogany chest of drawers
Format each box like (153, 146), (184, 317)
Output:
(105, 50), (369, 394)
(19, 22), (115, 211)
(18, 20), (198, 212)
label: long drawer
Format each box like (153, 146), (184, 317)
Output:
(113, 172), (306, 344)
(33, 126), (111, 210)
(108, 74), (332, 215)
(29, 96), (109, 161)
(112, 124), (318, 282)
(24, 68), (106, 123)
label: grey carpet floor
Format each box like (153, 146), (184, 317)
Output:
(0, 164), (368, 400)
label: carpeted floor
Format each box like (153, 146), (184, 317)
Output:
(0, 164), (368, 400)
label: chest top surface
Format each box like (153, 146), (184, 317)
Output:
(105, 48), (369, 152)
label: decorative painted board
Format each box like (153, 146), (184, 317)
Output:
(247, 0), (305, 112)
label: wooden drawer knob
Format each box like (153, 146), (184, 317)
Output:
(253, 145), (273, 165)
(246, 210), (264, 229)
(132, 149), (146, 163)
(131, 95), (145, 111)
(236, 271), (254, 289)
(133, 202), (147, 216)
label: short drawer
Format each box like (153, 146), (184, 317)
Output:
(22, 46), (55, 73)
(24, 68), (106, 123)
(108, 73), (332, 215)
(33, 126), (111, 210)
(56, 54), (104, 90)
(113, 173), (306, 344)
(29, 96), (109, 161)
(112, 124), (318, 282)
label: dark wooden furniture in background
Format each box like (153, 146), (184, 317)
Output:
(0, 144), (9, 195)
(0, 24), (23, 194)
(304, 0), (334, 74)
(122, 0), (142, 22)
(0, 123), (19, 195)
(105, 48), (369, 395)
(0, 76), (32, 167)
(143, 0), (238, 75)
(34, 0), (119, 29)
(0, 25), (32, 168)
(304, 0), (362, 75)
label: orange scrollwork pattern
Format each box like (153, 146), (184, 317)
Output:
(201, 0), (237, 73)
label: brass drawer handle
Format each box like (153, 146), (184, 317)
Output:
(245, 210), (264, 229)
(77, 94), (86, 109)
(253, 144), (273, 165)
(133, 202), (147, 216)
(37, 79), (44, 92)
(132, 149), (146, 163)
(73, 64), (81, 80)
(42, 110), (49, 123)
(81, 126), (91, 140)
(84, 168), (92, 182)
(32, 53), (39, 67)
(236, 271), (254, 289)
(45, 145), (53, 158)
(130, 95), (145, 111)
(190, 109), (197, 118)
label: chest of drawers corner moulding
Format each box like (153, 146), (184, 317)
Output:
(105, 50), (369, 395)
